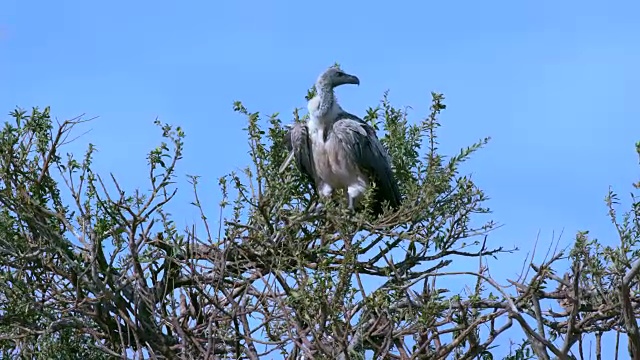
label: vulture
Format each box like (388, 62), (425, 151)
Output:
(280, 66), (401, 216)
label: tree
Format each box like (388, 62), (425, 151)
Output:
(0, 87), (639, 359)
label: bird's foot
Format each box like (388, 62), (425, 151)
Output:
(344, 208), (355, 218)
(346, 197), (357, 216)
(311, 202), (325, 215)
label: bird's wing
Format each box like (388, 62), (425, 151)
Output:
(281, 122), (316, 184)
(332, 113), (402, 209)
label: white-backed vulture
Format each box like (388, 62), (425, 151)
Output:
(281, 67), (401, 216)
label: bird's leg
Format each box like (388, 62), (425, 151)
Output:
(347, 195), (356, 213)
(346, 183), (365, 215)
(312, 203), (325, 214)
(312, 182), (333, 213)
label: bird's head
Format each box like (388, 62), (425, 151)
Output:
(317, 66), (360, 88)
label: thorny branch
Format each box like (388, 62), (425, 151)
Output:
(1, 100), (639, 360)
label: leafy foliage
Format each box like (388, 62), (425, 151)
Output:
(0, 86), (639, 360)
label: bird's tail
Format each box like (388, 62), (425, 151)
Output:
(370, 185), (401, 218)
(279, 150), (296, 174)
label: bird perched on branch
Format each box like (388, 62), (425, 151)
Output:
(281, 66), (401, 216)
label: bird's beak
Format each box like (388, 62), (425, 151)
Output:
(349, 75), (360, 86)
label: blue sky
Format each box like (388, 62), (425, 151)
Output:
(2, 0), (639, 357)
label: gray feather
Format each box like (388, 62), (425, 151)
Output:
(284, 123), (316, 185)
(331, 112), (402, 210)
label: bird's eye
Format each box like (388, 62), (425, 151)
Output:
(336, 72), (344, 77)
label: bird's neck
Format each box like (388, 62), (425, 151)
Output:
(308, 81), (340, 142)
(312, 82), (337, 123)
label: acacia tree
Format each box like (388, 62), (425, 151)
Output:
(0, 85), (639, 359)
